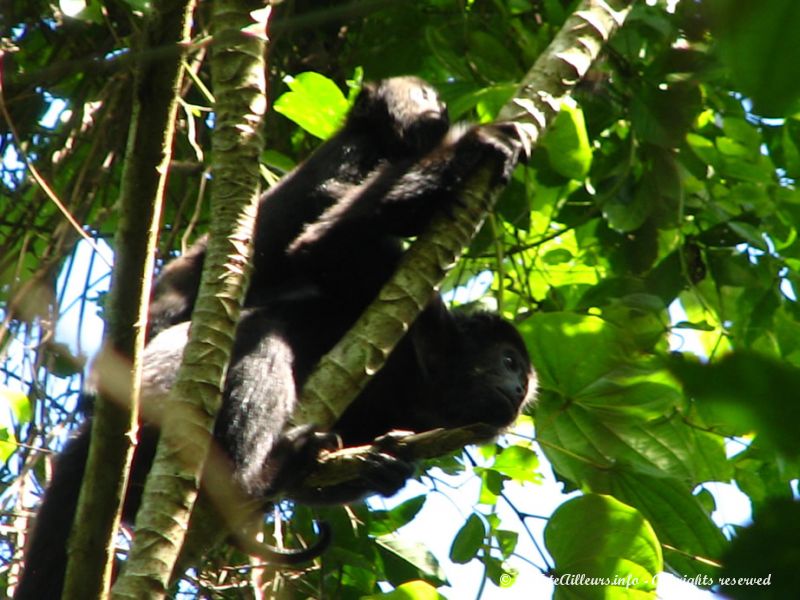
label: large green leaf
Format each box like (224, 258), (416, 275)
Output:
(545, 494), (662, 599)
(376, 536), (447, 589)
(273, 72), (350, 139)
(365, 580), (447, 600)
(542, 101), (592, 180)
(710, 0), (800, 116)
(608, 474), (727, 578)
(671, 352), (800, 457)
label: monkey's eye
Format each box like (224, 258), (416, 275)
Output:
(502, 352), (518, 371)
(409, 86), (437, 109)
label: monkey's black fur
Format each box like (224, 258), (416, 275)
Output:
(148, 76), (451, 338)
(17, 77), (535, 599)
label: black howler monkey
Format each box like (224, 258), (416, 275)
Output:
(148, 76), (451, 339)
(17, 76), (536, 599)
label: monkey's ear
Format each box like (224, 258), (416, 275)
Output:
(408, 298), (458, 380)
(349, 81), (379, 121)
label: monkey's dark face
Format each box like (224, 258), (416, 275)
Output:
(446, 340), (535, 429)
(481, 341), (536, 425)
(453, 315), (536, 427)
(409, 314), (536, 432)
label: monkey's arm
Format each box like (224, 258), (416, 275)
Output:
(287, 124), (522, 256)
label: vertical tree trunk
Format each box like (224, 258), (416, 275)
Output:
(111, 2), (272, 597)
(64, 1), (197, 598)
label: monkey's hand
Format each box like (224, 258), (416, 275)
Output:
(283, 431), (417, 504)
(288, 424), (500, 506)
(451, 122), (527, 187)
(265, 425), (342, 496)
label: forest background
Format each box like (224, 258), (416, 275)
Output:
(2, 0), (800, 598)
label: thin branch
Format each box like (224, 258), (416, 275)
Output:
(0, 54), (110, 264)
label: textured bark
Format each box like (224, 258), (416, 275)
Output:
(63, 1), (197, 598)
(111, 2), (271, 598)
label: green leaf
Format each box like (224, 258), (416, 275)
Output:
(369, 496), (427, 536)
(484, 555), (518, 588)
(449, 514), (485, 564)
(0, 388), (28, 462)
(364, 580), (446, 600)
(686, 132), (719, 166)
(1, 388), (32, 423)
(0, 427), (15, 463)
(478, 468), (506, 504)
(604, 146), (681, 233)
(705, 249), (764, 288)
(545, 494), (662, 598)
(495, 175), (531, 228)
(489, 445), (541, 483)
(603, 182), (652, 233)
(542, 248), (573, 265)
(542, 101), (592, 179)
(645, 147), (682, 229)
(262, 149), (296, 174)
(608, 474), (727, 578)
(526, 313), (731, 486)
(537, 391), (729, 486)
(781, 125), (800, 177)
(728, 221), (767, 251)
(519, 313), (631, 397)
(601, 293), (669, 350)
(121, 0), (152, 12)
(672, 320), (716, 332)
(630, 82), (701, 147)
(273, 72), (350, 139)
(671, 352), (800, 457)
(495, 529), (519, 559)
(376, 536), (446, 588)
(466, 31), (520, 82)
(710, 0), (800, 116)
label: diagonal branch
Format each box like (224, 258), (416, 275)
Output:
(297, 0), (635, 428)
